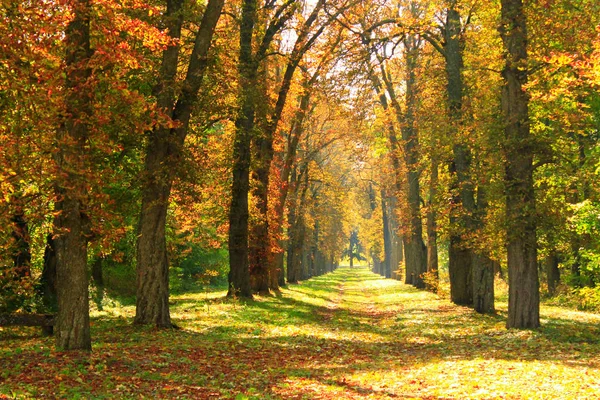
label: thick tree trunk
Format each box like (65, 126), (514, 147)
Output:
(249, 3), (324, 293)
(249, 129), (272, 294)
(249, 65), (272, 294)
(135, 167), (172, 326)
(134, 0), (183, 326)
(228, 0), (258, 298)
(401, 36), (427, 289)
(500, 0), (540, 329)
(53, 0), (93, 351)
(136, 0), (224, 322)
(473, 253), (495, 313)
(443, 6), (476, 306)
(54, 198), (91, 350)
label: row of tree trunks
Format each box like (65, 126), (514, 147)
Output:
(248, 1), (326, 294)
(270, 77), (315, 289)
(366, 64), (406, 282)
(228, 0), (298, 297)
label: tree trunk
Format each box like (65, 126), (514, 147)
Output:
(136, 0), (224, 323)
(53, 0), (93, 351)
(249, 2), (324, 293)
(368, 68), (401, 281)
(388, 197), (402, 280)
(546, 253), (560, 296)
(472, 188), (495, 313)
(426, 157), (439, 288)
(443, 6), (477, 306)
(372, 254), (382, 275)
(500, 0), (540, 329)
(228, 0), (258, 298)
(472, 253), (495, 313)
(40, 234), (58, 312)
(135, 175), (172, 326)
(286, 168), (299, 284)
(401, 35), (427, 289)
(381, 195), (392, 278)
(270, 86), (312, 288)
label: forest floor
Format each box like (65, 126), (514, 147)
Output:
(1, 268), (600, 399)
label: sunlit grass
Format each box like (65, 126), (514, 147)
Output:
(1, 267), (600, 399)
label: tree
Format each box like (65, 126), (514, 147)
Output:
(500, 0), (540, 329)
(135, 0), (225, 326)
(228, 0), (298, 297)
(53, 0), (93, 351)
(249, 0), (329, 293)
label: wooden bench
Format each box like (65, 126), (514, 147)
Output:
(0, 313), (55, 335)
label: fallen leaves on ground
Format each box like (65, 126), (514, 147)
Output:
(2, 268), (600, 399)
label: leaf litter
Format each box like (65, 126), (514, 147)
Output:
(1, 267), (600, 399)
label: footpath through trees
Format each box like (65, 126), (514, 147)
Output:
(1, 268), (599, 399)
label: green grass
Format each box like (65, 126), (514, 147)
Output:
(1, 267), (600, 399)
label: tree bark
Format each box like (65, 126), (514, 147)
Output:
(472, 187), (495, 313)
(400, 35), (427, 289)
(249, 1), (324, 293)
(271, 82), (313, 288)
(442, 6), (476, 306)
(426, 157), (439, 287)
(53, 0), (93, 350)
(228, 0), (260, 298)
(287, 166), (310, 283)
(500, 0), (540, 329)
(136, 0), (224, 324)
(40, 234), (58, 312)
(381, 195), (392, 278)
(546, 253), (560, 296)
(367, 68), (401, 281)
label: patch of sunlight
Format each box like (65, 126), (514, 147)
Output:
(90, 303), (135, 319)
(273, 376), (353, 399)
(541, 305), (600, 322)
(342, 358), (600, 400)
